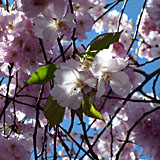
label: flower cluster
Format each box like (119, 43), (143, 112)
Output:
(138, 0), (160, 59)
(51, 46), (131, 110)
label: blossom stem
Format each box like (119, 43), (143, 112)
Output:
(57, 37), (65, 62)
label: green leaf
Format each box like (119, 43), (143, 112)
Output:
(86, 31), (123, 53)
(26, 64), (59, 85)
(82, 93), (103, 120)
(44, 96), (65, 129)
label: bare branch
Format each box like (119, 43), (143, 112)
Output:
(115, 106), (160, 159)
(127, 0), (147, 54)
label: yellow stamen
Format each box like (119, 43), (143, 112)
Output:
(102, 72), (111, 84)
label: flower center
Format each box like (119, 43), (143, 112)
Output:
(102, 72), (111, 84)
(56, 19), (65, 30)
(74, 79), (83, 90)
(8, 23), (14, 30)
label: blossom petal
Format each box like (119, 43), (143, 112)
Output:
(51, 84), (82, 110)
(63, 13), (76, 28)
(78, 71), (97, 88)
(53, 0), (67, 19)
(51, 84), (73, 107)
(110, 71), (131, 96)
(54, 69), (77, 84)
(60, 59), (81, 70)
(106, 58), (127, 73)
(42, 25), (58, 42)
(93, 49), (112, 68)
(33, 17), (49, 27)
(69, 90), (83, 110)
(96, 78), (106, 97)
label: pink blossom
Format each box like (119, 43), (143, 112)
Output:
(33, 0), (76, 43)
(75, 13), (93, 41)
(19, 0), (50, 18)
(109, 42), (127, 57)
(0, 134), (31, 160)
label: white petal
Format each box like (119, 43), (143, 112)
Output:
(106, 58), (127, 73)
(33, 17), (49, 39)
(51, 84), (73, 107)
(96, 49), (112, 60)
(54, 69), (77, 84)
(93, 49), (112, 68)
(78, 71), (90, 81)
(64, 13), (76, 21)
(63, 13), (76, 28)
(84, 78), (97, 88)
(42, 25), (58, 42)
(70, 90), (83, 110)
(110, 71), (131, 96)
(53, 0), (67, 19)
(96, 78), (106, 97)
(51, 84), (82, 110)
(77, 71), (97, 88)
(33, 17), (49, 27)
(60, 59), (81, 70)
(110, 81), (131, 96)
(33, 26), (43, 39)
(115, 58), (128, 71)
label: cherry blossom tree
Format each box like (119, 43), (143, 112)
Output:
(0, 0), (159, 159)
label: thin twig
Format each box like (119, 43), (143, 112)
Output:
(110, 115), (114, 159)
(152, 73), (160, 99)
(33, 85), (45, 160)
(52, 42), (72, 63)
(94, 0), (123, 24)
(74, 140), (84, 160)
(133, 68), (148, 77)
(71, 28), (78, 59)
(0, 93), (44, 110)
(126, 0), (147, 54)
(39, 38), (48, 65)
(13, 72), (19, 131)
(138, 56), (160, 67)
(102, 95), (160, 103)
(57, 37), (65, 62)
(58, 125), (94, 159)
(81, 122), (99, 160)
(54, 125), (58, 160)
(115, 106), (160, 159)
(1, 63), (14, 127)
(68, 0), (74, 13)
(38, 124), (48, 159)
(6, 0), (9, 12)
(0, 78), (4, 86)
(57, 128), (71, 159)
(104, 0), (117, 9)
(117, 0), (129, 32)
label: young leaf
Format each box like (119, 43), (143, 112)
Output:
(82, 93), (103, 120)
(44, 95), (65, 129)
(26, 64), (59, 85)
(86, 31), (123, 53)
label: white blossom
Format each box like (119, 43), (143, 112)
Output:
(51, 60), (96, 110)
(91, 49), (131, 97)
